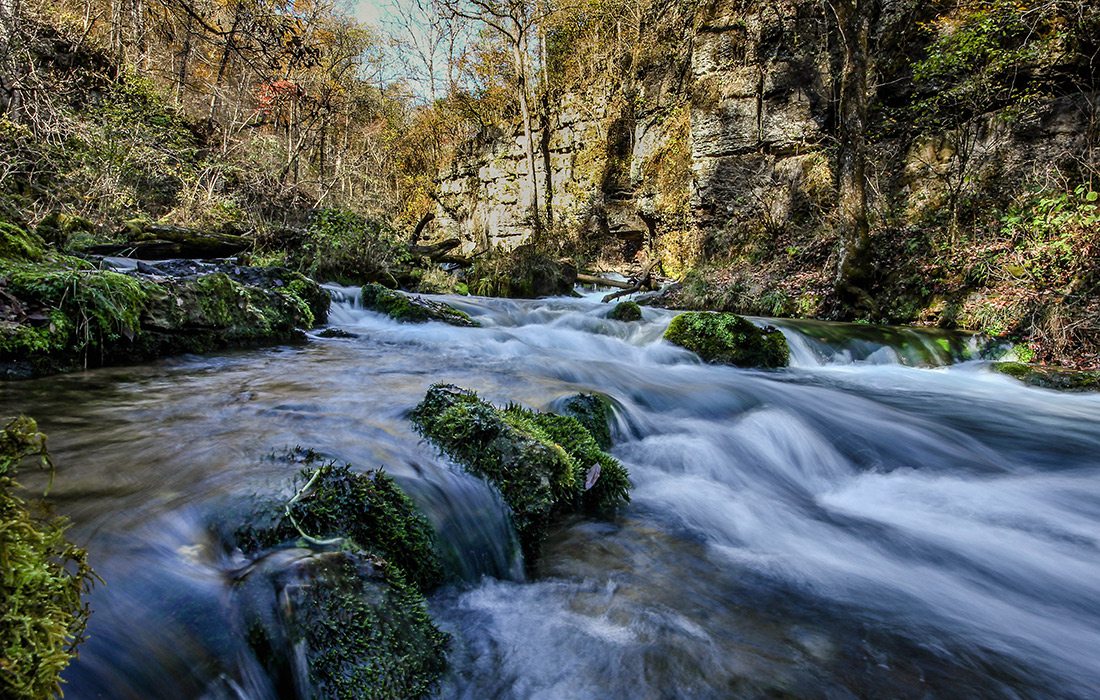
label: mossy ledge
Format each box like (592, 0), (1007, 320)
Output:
(664, 312), (789, 368)
(1, 417), (95, 700)
(361, 283), (479, 327)
(228, 449), (448, 699)
(1, 222), (329, 377)
(992, 362), (1100, 392)
(409, 384), (630, 563)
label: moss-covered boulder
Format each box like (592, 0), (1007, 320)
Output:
(361, 283), (478, 327)
(0, 222), (46, 262)
(234, 450), (442, 593)
(228, 449), (449, 698)
(552, 393), (615, 450)
(235, 550), (448, 700)
(992, 362), (1100, 392)
(1, 417), (95, 700)
(608, 301), (642, 322)
(410, 385), (630, 562)
(664, 312), (789, 368)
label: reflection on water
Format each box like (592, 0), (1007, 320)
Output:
(4, 290), (1099, 699)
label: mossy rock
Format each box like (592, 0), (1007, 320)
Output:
(991, 362), (1100, 392)
(664, 312), (789, 368)
(36, 212), (96, 249)
(234, 449), (443, 593)
(552, 393), (615, 450)
(361, 283), (478, 327)
(0, 222), (46, 262)
(234, 549), (448, 700)
(608, 301), (642, 322)
(1, 417), (95, 700)
(410, 385), (630, 562)
(1, 255), (327, 376)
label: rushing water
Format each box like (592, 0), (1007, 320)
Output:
(4, 287), (1100, 699)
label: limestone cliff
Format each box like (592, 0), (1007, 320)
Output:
(430, 0), (1099, 364)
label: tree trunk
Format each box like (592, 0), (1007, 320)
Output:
(832, 0), (872, 306)
(513, 39), (542, 238)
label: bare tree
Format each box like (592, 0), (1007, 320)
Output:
(434, 0), (551, 235)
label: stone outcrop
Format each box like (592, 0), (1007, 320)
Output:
(429, 0), (1097, 284)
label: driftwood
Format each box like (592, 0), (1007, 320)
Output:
(409, 212), (436, 244)
(576, 273), (635, 290)
(85, 225), (251, 260)
(601, 260), (659, 303)
(407, 238), (460, 260)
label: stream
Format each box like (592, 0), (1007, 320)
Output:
(3, 288), (1099, 699)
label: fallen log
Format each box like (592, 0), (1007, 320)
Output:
(601, 261), (658, 303)
(408, 238), (461, 260)
(84, 224), (251, 260)
(576, 273), (635, 290)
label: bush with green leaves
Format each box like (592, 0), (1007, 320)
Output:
(298, 209), (410, 285)
(1, 417), (95, 700)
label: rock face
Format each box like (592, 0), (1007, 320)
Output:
(360, 283), (479, 326)
(409, 384), (630, 563)
(429, 0), (1096, 286)
(664, 312), (789, 368)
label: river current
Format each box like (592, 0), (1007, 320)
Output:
(3, 288), (1099, 699)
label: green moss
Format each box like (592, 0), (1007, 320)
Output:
(554, 393), (614, 450)
(1, 254), (325, 375)
(517, 410), (631, 517)
(608, 301), (642, 322)
(991, 362), (1100, 392)
(410, 385), (630, 562)
(1, 417), (95, 700)
(0, 222), (46, 262)
(361, 283), (478, 327)
(282, 552), (448, 700)
(236, 449), (443, 593)
(664, 312), (789, 368)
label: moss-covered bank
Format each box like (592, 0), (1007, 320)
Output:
(664, 312), (790, 368)
(1, 222), (329, 377)
(1, 417), (95, 700)
(410, 384), (630, 562)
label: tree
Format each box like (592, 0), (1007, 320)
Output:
(824, 0), (875, 306)
(434, 0), (552, 236)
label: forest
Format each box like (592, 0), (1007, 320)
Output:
(2, 0), (1100, 698)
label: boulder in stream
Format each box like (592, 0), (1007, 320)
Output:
(664, 312), (789, 368)
(226, 449), (449, 698)
(410, 384), (630, 563)
(608, 301), (642, 322)
(361, 283), (478, 327)
(992, 362), (1100, 392)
